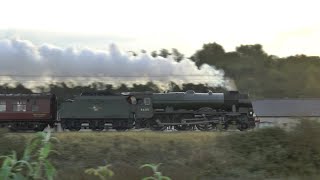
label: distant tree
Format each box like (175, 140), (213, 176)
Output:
(104, 84), (114, 92)
(11, 83), (33, 94)
(117, 84), (130, 92)
(168, 82), (181, 92)
(159, 49), (171, 58)
(236, 44), (267, 57)
(128, 51), (138, 56)
(191, 42), (225, 67)
(151, 51), (158, 58)
(128, 82), (160, 92)
(171, 48), (184, 62)
(0, 83), (10, 94)
(181, 83), (213, 93)
(129, 84), (144, 92)
(145, 82), (160, 92)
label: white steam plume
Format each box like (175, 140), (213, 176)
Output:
(0, 39), (232, 91)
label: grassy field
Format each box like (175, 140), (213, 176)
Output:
(52, 131), (225, 180)
(1, 120), (320, 180)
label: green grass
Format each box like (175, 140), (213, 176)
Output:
(0, 131), (223, 179)
(1, 120), (320, 180)
(51, 131), (222, 180)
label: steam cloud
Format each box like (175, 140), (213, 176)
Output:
(0, 39), (231, 91)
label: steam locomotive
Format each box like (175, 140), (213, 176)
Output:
(0, 91), (255, 131)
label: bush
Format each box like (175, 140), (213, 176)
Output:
(208, 120), (320, 179)
(285, 119), (320, 175)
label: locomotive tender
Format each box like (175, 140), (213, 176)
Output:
(0, 90), (255, 131)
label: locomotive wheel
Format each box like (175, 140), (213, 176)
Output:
(74, 126), (81, 131)
(114, 128), (128, 132)
(150, 123), (166, 131)
(175, 114), (194, 131)
(94, 127), (104, 131)
(196, 123), (216, 131)
(65, 121), (73, 131)
(195, 108), (216, 131)
(8, 124), (17, 132)
(175, 125), (193, 131)
(238, 123), (249, 131)
(198, 107), (214, 113)
(149, 115), (167, 131)
(89, 122), (96, 130)
(237, 115), (250, 131)
(33, 124), (45, 132)
(70, 121), (81, 131)
(173, 112), (193, 131)
(96, 121), (105, 131)
(89, 121), (102, 131)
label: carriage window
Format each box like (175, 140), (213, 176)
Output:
(0, 101), (6, 112)
(31, 100), (39, 112)
(144, 98), (151, 105)
(12, 100), (27, 112)
(32, 105), (39, 112)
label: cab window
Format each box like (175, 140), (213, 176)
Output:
(144, 98), (151, 105)
(137, 99), (143, 105)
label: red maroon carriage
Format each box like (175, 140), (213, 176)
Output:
(0, 93), (57, 131)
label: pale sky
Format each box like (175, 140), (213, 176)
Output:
(0, 0), (319, 57)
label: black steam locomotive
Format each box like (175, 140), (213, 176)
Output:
(59, 90), (255, 131)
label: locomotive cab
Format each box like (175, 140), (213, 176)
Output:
(123, 92), (154, 119)
(122, 92), (154, 129)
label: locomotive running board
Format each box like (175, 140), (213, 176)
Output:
(155, 119), (219, 126)
(154, 111), (241, 116)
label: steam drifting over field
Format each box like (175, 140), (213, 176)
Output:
(0, 39), (231, 90)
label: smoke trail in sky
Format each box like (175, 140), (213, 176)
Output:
(0, 39), (232, 90)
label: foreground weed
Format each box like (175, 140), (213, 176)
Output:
(85, 163), (114, 180)
(140, 163), (171, 180)
(0, 130), (58, 180)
